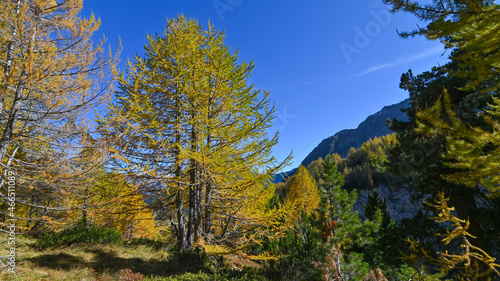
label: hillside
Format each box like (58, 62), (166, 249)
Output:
(300, 99), (410, 167)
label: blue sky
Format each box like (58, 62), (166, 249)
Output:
(82, 0), (450, 169)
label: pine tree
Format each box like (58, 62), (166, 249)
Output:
(382, 0), (500, 91)
(382, 0), (500, 253)
(414, 92), (500, 196)
(320, 155), (345, 225)
(319, 155), (380, 250)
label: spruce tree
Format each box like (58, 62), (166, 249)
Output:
(319, 155), (380, 250)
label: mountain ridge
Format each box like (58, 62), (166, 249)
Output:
(299, 99), (410, 167)
(273, 99), (410, 183)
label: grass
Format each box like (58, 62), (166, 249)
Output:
(0, 234), (167, 280)
(0, 234), (271, 281)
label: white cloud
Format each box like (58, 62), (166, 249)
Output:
(355, 45), (445, 77)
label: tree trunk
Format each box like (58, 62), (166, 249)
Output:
(204, 181), (212, 241)
(187, 126), (200, 245)
(27, 195), (35, 229)
(0, 79), (26, 164)
(174, 89), (188, 251)
(0, 0), (21, 120)
(0, 0), (37, 164)
(176, 187), (188, 251)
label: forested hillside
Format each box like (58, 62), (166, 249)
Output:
(0, 0), (499, 280)
(301, 99), (409, 167)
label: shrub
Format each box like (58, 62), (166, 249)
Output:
(144, 271), (270, 281)
(119, 269), (145, 281)
(36, 223), (122, 248)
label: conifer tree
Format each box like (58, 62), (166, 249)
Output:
(282, 165), (320, 225)
(62, 148), (156, 239)
(98, 16), (290, 251)
(414, 92), (500, 197)
(319, 155), (380, 250)
(383, 0), (500, 254)
(382, 0), (500, 91)
(0, 0), (118, 232)
(320, 155), (344, 224)
(403, 192), (500, 280)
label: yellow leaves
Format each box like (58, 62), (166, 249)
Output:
(282, 165), (320, 225)
(404, 192), (500, 280)
(96, 15), (289, 254)
(197, 241), (233, 255)
(246, 252), (281, 262)
(0, 0), (120, 236)
(415, 91), (500, 197)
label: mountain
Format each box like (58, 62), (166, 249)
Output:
(300, 99), (410, 167)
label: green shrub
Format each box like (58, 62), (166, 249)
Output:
(36, 223), (122, 248)
(144, 271), (270, 281)
(262, 212), (325, 280)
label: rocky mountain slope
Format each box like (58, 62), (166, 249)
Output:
(300, 99), (410, 167)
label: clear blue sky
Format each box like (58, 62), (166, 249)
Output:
(82, 0), (449, 169)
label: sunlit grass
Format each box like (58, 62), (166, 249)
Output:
(0, 234), (165, 280)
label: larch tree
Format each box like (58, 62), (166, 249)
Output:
(384, 0), (500, 255)
(282, 165), (320, 226)
(98, 16), (290, 252)
(60, 144), (156, 238)
(0, 0), (118, 232)
(382, 0), (500, 91)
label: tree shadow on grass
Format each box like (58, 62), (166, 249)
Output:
(29, 247), (210, 277)
(28, 253), (87, 271)
(89, 248), (207, 277)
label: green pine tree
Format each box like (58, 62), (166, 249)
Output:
(319, 155), (381, 250)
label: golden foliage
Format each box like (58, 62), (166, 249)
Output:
(402, 192), (500, 280)
(0, 0), (118, 232)
(97, 16), (291, 252)
(283, 165), (320, 225)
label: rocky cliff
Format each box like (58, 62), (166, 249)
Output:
(300, 99), (410, 167)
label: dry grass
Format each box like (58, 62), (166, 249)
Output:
(0, 234), (164, 280)
(0, 234), (271, 281)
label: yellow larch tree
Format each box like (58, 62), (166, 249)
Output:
(98, 16), (291, 252)
(0, 0), (118, 233)
(283, 165), (320, 225)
